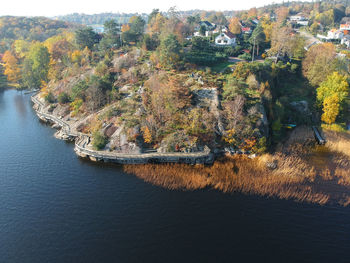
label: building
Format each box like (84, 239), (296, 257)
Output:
(290, 13), (307, 22)
(199, 21), (216, 31)
(327, 29), (344, 40)
(340, 24), (350, 31)
(215, 32), (236, 46)
(341, 35), (350, 48)
(241, 27), (252, 34)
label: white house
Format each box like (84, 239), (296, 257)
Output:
(341, 35), (350, 48)
(290, 14), (307, 22)
(215, 32), (236, 46)
(297, 20), (309, 26)
(327, 29), (344, 40)
(340, 24), (350, 31)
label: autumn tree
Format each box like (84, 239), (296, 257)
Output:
(276, 6), (289, 23)
(269, 25), (294, 60)
(148, 13), (166, 36)
(142, 126), (152, 143)
(247, 8), (258, 18)
(261, 18), (273, 42)
(2, 50), (21, 83)
(13, 40), (30, 59)
(317, 72), (349, 106)
(229, 17), (241, 35)
(302, 43), (337, 86)
(207, 12), (228, 25)
(321, 93), (340, 124)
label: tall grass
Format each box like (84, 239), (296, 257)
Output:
(124, 127), (350, 206)
(324, 130), (350, 158)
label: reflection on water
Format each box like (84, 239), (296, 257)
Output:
(0, 89), (5, 111)
(13, 92), (27, 119)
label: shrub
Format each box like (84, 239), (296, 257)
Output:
(238, 53), (252, 61)
(92, 131), (107, 150)
(44, 92), (55, 103)
(58, 92), (71, 104)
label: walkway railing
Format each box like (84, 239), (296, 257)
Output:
(31, 94), (213, 164)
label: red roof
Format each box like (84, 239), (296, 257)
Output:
(242, 27), (251, 32)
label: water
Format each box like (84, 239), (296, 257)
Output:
(1, 89), (350, 263)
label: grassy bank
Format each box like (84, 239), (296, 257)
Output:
(124, 127), (350, 206)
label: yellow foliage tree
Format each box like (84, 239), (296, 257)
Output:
(142, 126), (152, 143)
(321, 93), (340, 124)
(121, 24), (130, 33)
(71, 50), (82, 64)
(228, 17), (241, 34)
(223, 128), (237, 145)
(2, 50), (21, 83)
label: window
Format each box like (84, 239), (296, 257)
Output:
(224, 40), (227, 43)
(218, 40), (222, 43)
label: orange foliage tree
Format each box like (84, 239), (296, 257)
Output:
(2, 50), (21, 83)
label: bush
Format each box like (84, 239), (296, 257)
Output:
(58, 92), (71, 104)
(238, 53), (252, 61)
(92, 131), (107, 150)
(45, 92), (55, 103)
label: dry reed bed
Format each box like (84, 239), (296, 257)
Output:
(124, 128), (350, 206)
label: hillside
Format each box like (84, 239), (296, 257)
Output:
(0, 16), (77, 53)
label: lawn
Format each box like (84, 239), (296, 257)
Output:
(210, 61), (235, 73)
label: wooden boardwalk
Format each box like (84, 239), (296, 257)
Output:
(31, 94), (214, 164)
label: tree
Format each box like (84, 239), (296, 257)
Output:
(247, 8), (258, 18)
(249, 24), (266, 59)
(159, 34), (181, 68)
(13, 40), (30, 59)
(302, 43), (337, 86)
(21, 43), (50, 89)
(2, 50), (21, 83)
(99, 20), (121, 51)
(122, 16), (145, 43)
(199, 25), (206, 36)
(208, 12), (228, 25)
(142, 126), (152, 143)
(75, 27), (100, 50)
(310, 22), (320, 34)
(269, 25), (294, 60)
(314, 10), (334, 27)
(317, 72), (349, 106)
(148, 13), (166, 36)
(29, 43), (50, 84)
(321, 93), (340, 124)
(276, 6), (289, 23)
(229, 17), (241, 34)
(148, 9), (160, 24)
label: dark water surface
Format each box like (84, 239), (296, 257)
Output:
(1, 89), (350, 263)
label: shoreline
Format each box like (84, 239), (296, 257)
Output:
(31, 93), (215, 165)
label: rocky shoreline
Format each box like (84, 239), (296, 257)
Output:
(31, 94), (215, 165)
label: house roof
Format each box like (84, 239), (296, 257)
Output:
(216, 31), (236, 40)
(224, 31), (236, 39)
(242, 27), (252, 32)
(200, 21), (214, 27)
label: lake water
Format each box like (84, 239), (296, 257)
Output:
(1, 89), (350, 263)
